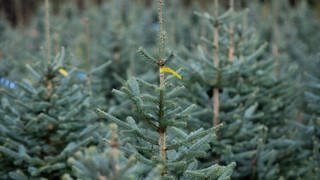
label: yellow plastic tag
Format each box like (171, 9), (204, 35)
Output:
(58, 68), (68, 77)
(160, 67), (182, 80)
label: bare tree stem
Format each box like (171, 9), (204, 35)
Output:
(213, 0), (220, 128)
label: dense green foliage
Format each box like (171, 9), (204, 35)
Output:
(0, 0), (319, 179)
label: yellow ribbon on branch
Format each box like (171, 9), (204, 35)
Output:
(58, 68), (69, 77)
(160, 67), (182, 80)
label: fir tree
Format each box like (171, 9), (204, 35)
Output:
(67, 123), (164, 180)
(0, 0), (319, 179)
(0, 48), (100, 179)
(98, 0), (235, 179)
(290, 54), (320, 179)
(175, 0), (297, 179)
(0, 1), (99, 178)
(248, 1), (320, 178)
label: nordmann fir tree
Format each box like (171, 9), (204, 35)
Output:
(242, 1), (310, 179)
(98, 0), (235, 179)
(176, 0), (296, 179)
(254, 0), (320, 117)
(176, 1), (267, 178)
(83, 0), (155, 107)
(0, 0), (98, 178)
(288, 54), (320, 179)
(177, 0), (255, 131)
(301, 55), (320, 178)
(287, 2), (320, 178)
(0, 48), (98, 179)
(67, 123), (163, 180)
(0, 20), (31, 81)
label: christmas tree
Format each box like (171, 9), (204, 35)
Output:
(68, 123), (163, 180)
(0, 47), (101, 179)
(0, 1), (99, 178)
(175, 0), (298, 178)
(97, 0), (235, 179)
(0, 0), (319, 179)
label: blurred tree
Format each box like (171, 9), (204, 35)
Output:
(1, 0), (319, 27)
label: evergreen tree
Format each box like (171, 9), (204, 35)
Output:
(0, 0), (319, 179)
(0, 48), (100, 179)
(289, 54), (320, 179)
(248, 1), (320, 178)
(67, 123), (164, 180)
(175, 0), (298, 179)
(98, 0), (235, 179)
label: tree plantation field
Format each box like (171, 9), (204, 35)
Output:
(0, 0), (319, 179)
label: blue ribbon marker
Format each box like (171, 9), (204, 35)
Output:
(76, 72), (87, 81)
(0, 77), (17, 89)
